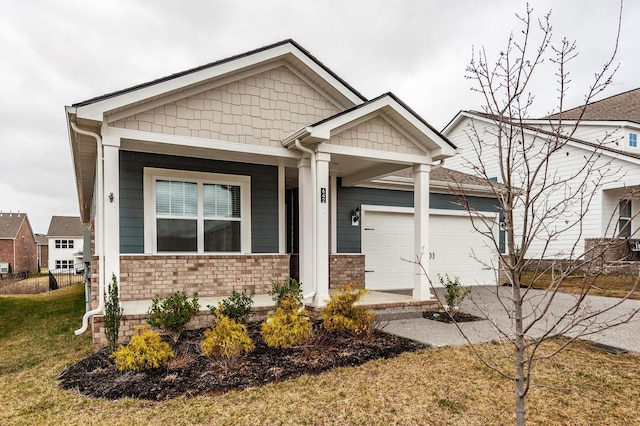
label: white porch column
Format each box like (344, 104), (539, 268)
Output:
(102, 136), (120, 285)
(297, 158), (313, 298)
(314, 152), (331, 306)
(413, 163), (432, 300)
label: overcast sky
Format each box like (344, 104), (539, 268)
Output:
(1, 0), (637, 234)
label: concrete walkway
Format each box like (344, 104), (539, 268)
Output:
(383, 286), (640, 353)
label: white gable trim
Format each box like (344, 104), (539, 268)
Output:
(73, 42), (365, 122)
(446, 112), (640, 166)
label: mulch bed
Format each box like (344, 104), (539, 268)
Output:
(423, 311), (484, 323)
(58, 322), (429, 401)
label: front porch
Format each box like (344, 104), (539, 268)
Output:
(90, 290), (439, 348)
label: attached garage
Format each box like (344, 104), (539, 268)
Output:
(361, 205), (498, 291)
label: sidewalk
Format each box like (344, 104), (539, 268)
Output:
(382, 286), (640, 353)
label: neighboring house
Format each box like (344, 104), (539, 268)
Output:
(66, 40), (500, 340)
(35, 233), (48, 271)
(47, 216), (88, 272)
(0, 212), (37, 276)
(443, 87), (640, 261)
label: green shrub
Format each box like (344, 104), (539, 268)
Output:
(104, 273), (123, 352)
(200, 312), (254, 358)
(111, 325), (174, 372)
(208, 289), (255, 324)
(261, 298), (312, 349)
(268, 277), (303, 308)
(322, 284), (376, 336)
(439, 274), (470, 312)
(147, 291), (200, 342)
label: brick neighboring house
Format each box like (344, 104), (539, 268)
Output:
(0, 212), (38, 276)
(35, 233), (49, 271)
(47, 216), (89, 272)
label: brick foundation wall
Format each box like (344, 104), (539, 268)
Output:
(118, 254), (291, 300)
(329, 254), (365, 289)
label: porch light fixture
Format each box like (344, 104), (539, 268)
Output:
(351, 206), (361, 226)
(108, 192), (114, 203)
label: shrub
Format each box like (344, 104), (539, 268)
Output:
(268, 277), (303, 308)
(322, 284), (376, 336)
(200, 312), (254, 358)
(111, 325), (174, 372)
(104, 273), (123, 352)
(439, 274), (470, 312)
(208, 289), (255, 324)
(261, 298), (312, 349)
(147, 291), (200, 342)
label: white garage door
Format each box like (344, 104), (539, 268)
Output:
(362, 209), (496, 290)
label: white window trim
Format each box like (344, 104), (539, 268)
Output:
(143, 167), (251, 254)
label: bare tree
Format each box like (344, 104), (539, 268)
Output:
(427, 3), (639, 425)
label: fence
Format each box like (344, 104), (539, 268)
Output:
(0, 263), (86, 295)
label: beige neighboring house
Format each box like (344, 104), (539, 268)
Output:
(47, 216), (89, 272)
(0, 212), (38, 276)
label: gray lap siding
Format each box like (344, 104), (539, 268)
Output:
(119, 150), (279, 254)
(336, 181), (500, 253)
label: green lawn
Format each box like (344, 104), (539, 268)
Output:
(1, 285), (639, 425)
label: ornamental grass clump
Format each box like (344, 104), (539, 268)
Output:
(147, 290), (200, 342)
(322, 284), (375, 336)
(200, 312), (254, 359)
(111, 325), (174, 372)
(261, 297), (312, 349)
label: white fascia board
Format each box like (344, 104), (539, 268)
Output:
(108, 127), (301, 161)
(74, 43), (364, 122)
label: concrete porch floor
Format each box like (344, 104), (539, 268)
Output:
(120, 290), (439, 317)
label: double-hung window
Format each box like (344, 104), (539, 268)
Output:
(144, 168), (251, 253)
(619, 199), (632, 238)
(629, 133), (638, 148)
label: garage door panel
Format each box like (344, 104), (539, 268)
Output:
(362, 210), (496, 290)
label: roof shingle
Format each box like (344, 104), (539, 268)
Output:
(47, 216), (88, 238)
(546, 88), (640, 123)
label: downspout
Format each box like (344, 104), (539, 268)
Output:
(431, 158), (445, 170)
(70, 121), (106, 336)
(293, 140), (317, 301)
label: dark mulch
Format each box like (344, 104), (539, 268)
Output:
(58, 322), (429, 401)
(423, 310), (484, 323)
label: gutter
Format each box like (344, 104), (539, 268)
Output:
(70, 121), (106, 336)
(292, 139), (318, 302)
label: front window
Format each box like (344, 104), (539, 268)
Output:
(145, 168), (250, 253)
(619, 199), (632, 238)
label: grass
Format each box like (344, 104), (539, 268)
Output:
(1, 285), (639, 425)
(523, 271), (640, 299)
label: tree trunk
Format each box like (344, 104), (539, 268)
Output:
(513, 272), (526, 425)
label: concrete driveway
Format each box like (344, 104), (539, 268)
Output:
(382, 286), (640, 353)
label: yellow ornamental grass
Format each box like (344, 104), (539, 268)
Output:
(200, 313), (254, 358)
(111, 325), (174, 372)
(261, 298), (312, 349)
(322, 284), (376, 335)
